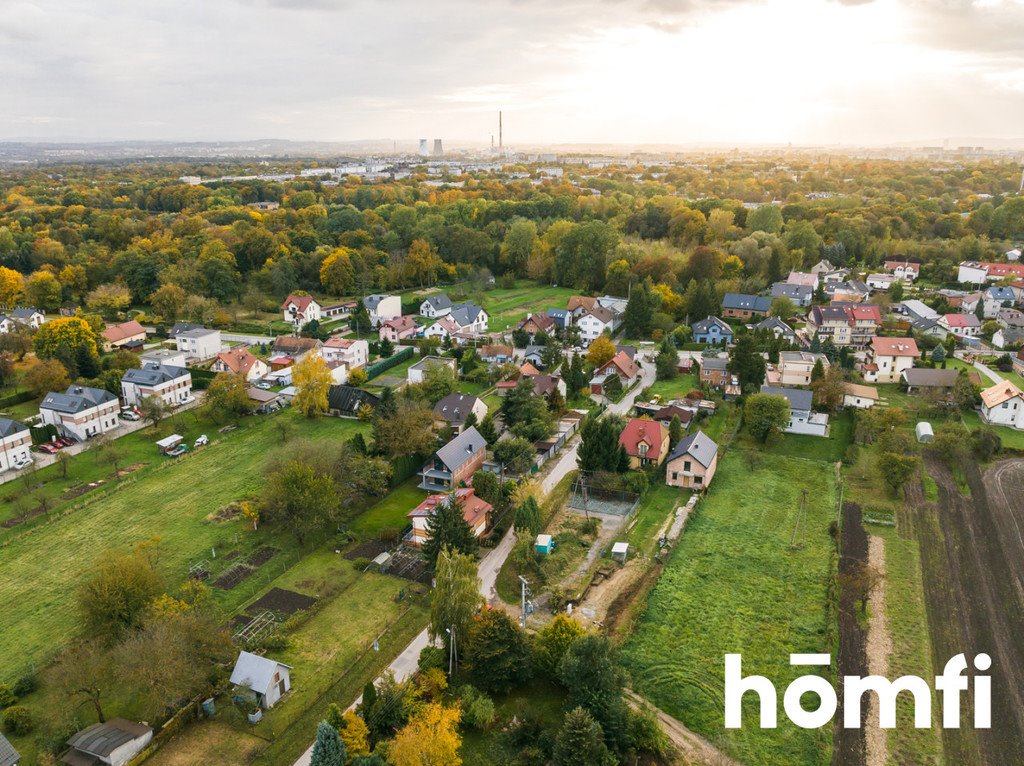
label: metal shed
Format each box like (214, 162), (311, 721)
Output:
(915, 422), (934, 444)
(611, 541), (629, 563)
(535, 534), (554, 555)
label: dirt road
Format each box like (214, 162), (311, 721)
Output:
(624, 690), (741, 766)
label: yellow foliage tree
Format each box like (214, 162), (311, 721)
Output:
(339, 710), (370, 762)
(292, 352), (333, 418)
(586, 335), (616, 368)
(320, 248), (355, 294)
(0, 266), (24, 308)
(387, 703), (462, 766)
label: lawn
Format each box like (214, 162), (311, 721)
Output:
(734, 410), (854, 463)
(621, 452), (837, 766)
(642, 372), (701, 402)
(961, 410), (1024, 450)
(624, 482), (685, 558)
(473, 282), (577, 332)
(0, 411), (368, 683)
(459, 679), (568, 766)
(350, 477), (427, 536)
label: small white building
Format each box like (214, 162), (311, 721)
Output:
(419, 294), (453, 318)
(1, 307), (46, 331)
(364, 294), (402, 327)
(916, 422), (934, 444)
(760, 386), (829, 437)
(229, 651), (292, 709)
(408, 355), (456, 385)
(120, 364), (193, 407)
(842, 383), (879, 410)
(139, 348), (187, 368)
(175, 327), (222, 362)
(281, 295), (322, 326)
(322, 337), (369, 369)
(39, 385), (120, 441)
(0, 418), (33, 472)
(61, 719), (153, 766)
(979, 380), (1024, 430)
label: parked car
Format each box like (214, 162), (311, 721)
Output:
(121, 409), (140, 421)
(11, 456), (32, 469)
(194, 434), (208, 447)
(36, 443), (59, 454)
(180, 395), (196, 405)
(56, 437), (75, 448)
(166, 445), (188, 457)
(254, 381), (272, 390)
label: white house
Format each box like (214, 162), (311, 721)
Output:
(175, 327), (221, 361)
(364, 294), (402, 327)
(980, 380), (1024, 430)
(861, 337), (919, 384)
(1, 308), (46, 331)
(229, 651), (292, 709)
(212, 346), (271, 381)
(448, 303), (488, 334)
(419, 294), (453, 318)
(866, 273), (898, 291)
(1007, 248), (1022, 262)
(139, 348), (187, 368)
(379, 315), (418, 342)
(842, 383), (879, 410)
(39, 385), (120, 441)
(0, 418), (33, 472)
(408, 355), (456, 385)
(760, 385), (829, 436)
(938, 313), (981, 338)
(322, 337), (368, 369)
(884, 260), (920, 281)
(577, 306), (616, 343)
(281, 295), (322, 326)
(957, 261), (990, 284)
(61, 719), (153, 766)
(120, 364), (193, 407)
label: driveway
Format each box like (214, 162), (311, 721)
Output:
(974, 360), (1005, 385)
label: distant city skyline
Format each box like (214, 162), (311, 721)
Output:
(4, 0), (1024, 147)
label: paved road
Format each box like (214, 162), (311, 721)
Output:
(222, 332), (275, 346)
(293, 355), (655, 766)
(0, 394), (205, 487)
(974, 359), (1005, 385)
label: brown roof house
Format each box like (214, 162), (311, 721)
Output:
(212, 346), (271, 381)
(100, 320), (146, 352)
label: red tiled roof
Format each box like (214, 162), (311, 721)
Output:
(282, 294), (317, 311)
(102, 320), (145, 343)
(408, 487), (491, 530)
(382, 316), (417, 332)
(216, 346), (262, 375)
(618, 418), (666, 458)
(870, 336), (919, 357)
(598, 350), (640, 381)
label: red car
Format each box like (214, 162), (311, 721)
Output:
(56, 438), (74, 448)
(36, 443), (59, 454)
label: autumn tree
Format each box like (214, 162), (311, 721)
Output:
(320, 247), (356, 294)
(293, 353), (333, 418)
(138, 395), (169, 428)
(25, 270), (62, 311)
(260, 458), (341, 545)
(0, 266), (24, 307)
(372, 398), (435, 458)
(338, 710), (370, 761)
(24, 358), (71, 397)
(77, 551), (163, 638)
(204, 373), (252, 420)
(586, 335), (616, 368)
(429, 547), (481, 669)
(811, 365), (846, 412)
(149, 283), (187, 320)
(744, 393), (789, 443)
(387, 703), (462, 766)
(33, 316), (100, 372)
(535, 614), (585, 674)
(87, 283), (133, 316)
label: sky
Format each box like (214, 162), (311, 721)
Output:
(3, 0), (1024, 146)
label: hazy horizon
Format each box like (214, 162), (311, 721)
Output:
(5, 0), (1024, 147)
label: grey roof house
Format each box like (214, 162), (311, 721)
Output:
(60, 719), (152, 766)
(760, 385), (829, 436)
(419, 426), (488, 491)
(770, 282), (813, 307)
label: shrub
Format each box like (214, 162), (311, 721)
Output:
(2, 705), (34, 736)
(0, 685), (15, 710)
(418, 645), (446, 673)
(12, 675), (35, 698)
(459, 685), (496, 730)
(262, 634), (290, 653)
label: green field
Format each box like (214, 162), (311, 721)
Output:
(350, 477), (427, 536)
(642, 372), (701, 402)
(735, 410), (854, 463)
(621, 453), (837, 766)
(0, 411), (368, 682)
(625, 482), (685, 557)
(474, 283), (577, 332)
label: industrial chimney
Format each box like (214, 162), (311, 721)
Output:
(418, 139), (429, 157)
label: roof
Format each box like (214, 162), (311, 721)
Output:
(701, 356), (728, 371)
(66, 719), (152, 757)
(903, 368), (959, 387)
(247, 387), (280, 403)
(101, 319), (146, 343)
(754, 316), (794, 335)
(786, 271), (818, 287)
(986, 286), (1016, 301)
(567, 295), (597, 312)
(169, 322), (203, 337)
(884, 259), (920, 271)
(760, 385), (813, 412)
(433, 393), (484, 426)
(0, 733), (18, 766)
(618, 418), (666, 457)
(41, 385), (117, 414)
(722, 293), (772, 313)
(480, 344), (512, 359)
(519, 312), (556, 332)
(364, 294), (396, 310)
(176, 326), (218, 339)
(900, 299), (940, 320)
(230, 650), (292, 692)
(408, 487), (491, 529)
(382, 315), (417, 332)
(122, 363), (189, 386)
(870, 336), (919, 358)
(771, 282), (812, 300)
(281, 294), (319, 311)
(421, 294), (452, 310)
(324, 336), (362, 349)
(435, 426), (486, 471)
(779, 350), (826, 366)
(941, 313), (980, 328)
(981, 380), (1024, 408)
(410, 355), (456, 372)
(692, 315), (732, 335)
(449, 303), (485, 326)
(581, 305), (615, 324)
(667, 430), (718, 467)
(155, 434), (183, 449)
(843, 382), (879, 401)
(10, 307), (41, 319)
(272, 336), (321, 354)
(217, 346), (264, 375)
(0, 417), (29, 439)
(530, 374), (563, 397)
(327, 385), (380, 414)
(598, 350), (640, 380)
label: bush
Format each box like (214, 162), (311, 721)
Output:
(843, 443), (860, 466)
(0, 685), (14, 709)
(418, 645), (446, 673)
(262, 634), (289, 653)
(351, 557), (373, 571)
(459, 685), (496, 730)
(12, 675), (35, 698)
(2, 705), (34, 736)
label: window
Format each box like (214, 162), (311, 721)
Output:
(683, 460), (691, 472)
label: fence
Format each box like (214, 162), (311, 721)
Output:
(366, 346), (414, 380)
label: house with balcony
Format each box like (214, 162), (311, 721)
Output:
(379, 315), (418, 342)
(321, 337), (369, 370)
(39, 385), (120, 441)
(760, 385), (829, 436)
(174, 326), (221, 361)
(618, 418), (669, 469)
(121, 364), (193, 407)
(777, 351), (829, 386)
(577, 306), (618, 343)
(0, 418), (32, 472)
(419, 426), (488, 491)
(405, 487), (492, 546)
(692, 316), (733, 345)
(861, 336), (919, 384)
(212, 346), (271, 381)
(281, 294), (321, 326)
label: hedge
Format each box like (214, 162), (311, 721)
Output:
(0, 390), (34, 409)
(366, 346), (414, 380)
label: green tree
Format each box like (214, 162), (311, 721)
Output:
(744, 393), (789, 443)
(204, 373), (252, 420)
(553, 707), (615, 766)
(260, 459), (341, 545)
(429, 547), (481, 668)
(137, 394), (169, 428)
(535, 614), (585, 674)
(493, 437), (537, 475)
(77, 551), (163, 638)
(466, 608), (533, 694)
(811, 358), (825, 382)
(577, 416), (629, 473)
(877, 452), (920, 496)
(423, 496), (478, 568)
(747, 204), (783, 234)
(727, 334), (766, 392)
(557, 633), (630, 753)
(513, 496), (542, 535)
(622, 278), (658, 338)
(311, 720), (347, 766)
(350, 299), (371, 334)
(24, 358), (70, 397)
(668, 414), (683, 446)
(654, 337), (678, 381)
(477, 414), (499, 445)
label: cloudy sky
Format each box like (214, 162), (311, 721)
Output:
(3, 0), (1024, 146)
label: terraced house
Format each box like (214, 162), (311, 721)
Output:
(720, 293), (772, 319)
(120, 363), (193, 407)
(0, 417), (32, 472)
(805, 303), (881, 348)
(39, 385), (120, 441)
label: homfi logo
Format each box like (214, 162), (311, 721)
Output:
(724, 653), (991, 729)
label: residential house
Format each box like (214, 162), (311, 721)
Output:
(212, 346), (271, 381)
(665, 430), (719, 490)
(479, 344), (513, 365)
(419, 426), (488, 490)
(866, 273), (898, 291)
(0, 307), (46, 332)
(699, 356), (730, 389)
(40, 385), (120, 441)
(786, 271), (819, 289)
(229, 651), (292, 709)
(433, 393), (488, 433)
(595, 350), (641, 389)
(596, 295), (628, 314)
(777, 351), (829, 386)
(529, 374), (567, 399)
(821, 268), (851, 284)
(448, 303), (488, 334)
(1015, 349), (1024, 376)
(0, 732), (18, 766)
(806, 304), (880, 348)
(326, 385), (380, 418)
(364, 294), (402, 327)
(121, 364), (192, 407)
(379, 315), (418, 342)
(902, 368), (959, 396)
(546, 308), (573, 330)
(721, 293), (772, 319)
(321, 300), (355, 320)
(760, 385), (829, 436)
(406, 487), (492, 545)
(691, 316), (733, 345)
(997, 308), (1024, 330)
(979, 380), (1024, 429)
(771, 282), (812, 308)
(175, 326), (221, 361)
(139, 348), (187, 368)
(271, 336), (322, 361)
(101, 319), (147, 352)
(0, 316), (16, 335)
(247, 387), (283, 414)
(419, 294), (453, 318)
(826, 281), (870, 303)
(1008, 248), (1022, 262)
(862, 337), (920, 384)
(408, 355), (457, 384)
(651, 404), (694, 428)
(842, 383), (879, 409)
(938, 313), (981, 338)
(983, 286), (1016, 319)
(567, 295), (598, 319)
(618, 418), (669, 468)
(900, 299), (940, 322)
(810, 259), (836, 276)
(753, 316), (797, 344)
(912, 317), (947, 341)
(0, 418), (32, 472)
(60, 720), (152, 766)
(522, 345), (546, 368)
(321, 337), (369, 370)
(516, 311), (557, 340)
(577, 306), (617, 343)
(884, 260), (920, 281)
(958, 261), (1024, 284)
(281, 294), (321, 325)
(993, 326), (1024, 349)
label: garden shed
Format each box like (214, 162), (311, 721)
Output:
(155, 434), (183, 454)
(611, 541), (629, 563)
(535, 534), (554, 555)
(915, 422), (934, 444)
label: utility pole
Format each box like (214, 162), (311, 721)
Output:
(518, 576), (530, 629)
(447, 625), (457, 676)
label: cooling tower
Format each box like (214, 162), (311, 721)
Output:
(418, 139), (429, 157)
(432, 139), (444, 157)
